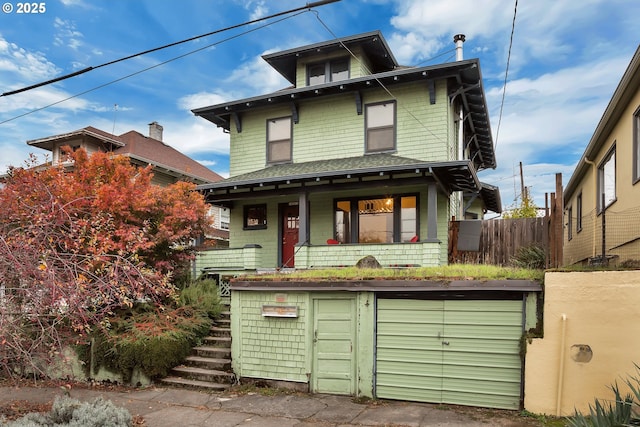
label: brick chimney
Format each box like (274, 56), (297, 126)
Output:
(148, 121), (163, 141)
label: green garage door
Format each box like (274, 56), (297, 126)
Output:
(376, 298), (523, 409)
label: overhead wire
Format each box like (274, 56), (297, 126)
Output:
(0, 10), (308, 125)
(494, 0), (518, 151)
(0, 0), (339, 98)
(312, 11), (448, 146)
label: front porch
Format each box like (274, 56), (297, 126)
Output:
(193, 240), (443, 277)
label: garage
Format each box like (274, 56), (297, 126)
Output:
(376, 296), (524, 410)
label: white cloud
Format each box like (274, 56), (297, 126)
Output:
(53, 18), (84, 51)
(177, 91), (232, 111)
(224, 53), (290, 95)
(0, 36), (60, 82)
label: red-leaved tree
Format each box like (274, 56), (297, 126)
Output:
(0, 149), (211, 379)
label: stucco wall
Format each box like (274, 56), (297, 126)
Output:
(524, 271), (640, 416)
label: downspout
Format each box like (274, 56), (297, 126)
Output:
(583, 158), (597, 257)
(556, 314), (568, 416)
(454, 34), (466, 218)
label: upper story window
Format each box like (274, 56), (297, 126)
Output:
(634, 106), (640, 182)
(576, 192), (582, 232)
(597, 145), (616, 213)
(307, 58), (349, 86)
(567, 206), (573, 241)
(267, 116), (292, 164)
(365, 101), (396, 153)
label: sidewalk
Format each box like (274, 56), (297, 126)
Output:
(0, 385), (545, 426)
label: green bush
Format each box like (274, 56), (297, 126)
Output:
(6, 396), (131, 427)
(511, 245), (546, 270)
(79, 305), (211, 382)
(179, 279), (223, 319)
(568, 366), (640, 427)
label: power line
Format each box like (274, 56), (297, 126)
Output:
(494, 0), (518, 151)
(0, 0), (340, 98)
(312, 11), (448, 146)
(0, 4), (334, 125)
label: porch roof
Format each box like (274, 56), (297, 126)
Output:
(197, 154), (502, 211)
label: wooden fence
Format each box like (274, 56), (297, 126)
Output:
(449, 173), (564, 267)
(448, 217), (549, 266)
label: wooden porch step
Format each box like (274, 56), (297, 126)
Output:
(160, 376), (230, 391)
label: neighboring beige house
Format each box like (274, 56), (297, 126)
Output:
(26, 122), (229, 244)
(563, 45), (640, 266)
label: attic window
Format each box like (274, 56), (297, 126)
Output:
(307, 58), (349, 86)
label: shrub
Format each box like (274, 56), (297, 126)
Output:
(568, 365), (640, 427)
(6, 396), (131, 427)
(179, 279), (223, 319)
(511, 245), (546, 270)
(78, 304), (211, 382)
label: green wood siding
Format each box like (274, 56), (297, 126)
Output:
(230, 290), (375, 397)
(376, 298), (523, 410)
(224, 186), (448, 267)
(231, 291), (310, 382)
(228, 81), (453, 176)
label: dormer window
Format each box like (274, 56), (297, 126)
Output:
(307, 58), (349, 86)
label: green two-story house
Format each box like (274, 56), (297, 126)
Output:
(193, 31), (500, 277)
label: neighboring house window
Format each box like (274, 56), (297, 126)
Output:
(307, 58), (349, 85)
(597, 145), (616, 212)
(567, 206), (573, 241)
(244, 204), (267, 230)
(576, 192), (582, 232)
(267, 117), (292, 164)
(334, 195), (417, 243)
(365, 101), (396, 153)
(634, 107), (640, 182)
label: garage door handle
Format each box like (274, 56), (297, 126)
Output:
(442, 341), (450, 346)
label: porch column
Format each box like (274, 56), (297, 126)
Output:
(427, 183), (438, 241)
(297, 191), (310, 245)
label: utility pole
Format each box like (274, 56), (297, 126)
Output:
(519, 161), (526, 201)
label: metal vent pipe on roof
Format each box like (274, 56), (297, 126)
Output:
(453, 34), (466, 61)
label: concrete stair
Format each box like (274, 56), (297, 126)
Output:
(160, 309), (233, 391)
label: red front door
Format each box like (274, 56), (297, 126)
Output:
(281, 205), (299, 268)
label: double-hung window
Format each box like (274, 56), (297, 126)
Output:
(634, 107), (640, 182)
(567, 206), (573, 241)
(334, 195), (417, 244)
(597, 145), (616, 212)
(307, 58), (349, 86)
(576, 192), (582, 233)
(267, 116), (292, 164)
(365, 101), (396, 153)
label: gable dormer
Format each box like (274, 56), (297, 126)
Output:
(262, 30), (398, 89)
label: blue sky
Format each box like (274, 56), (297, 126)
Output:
(1, 0), (639, 212)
